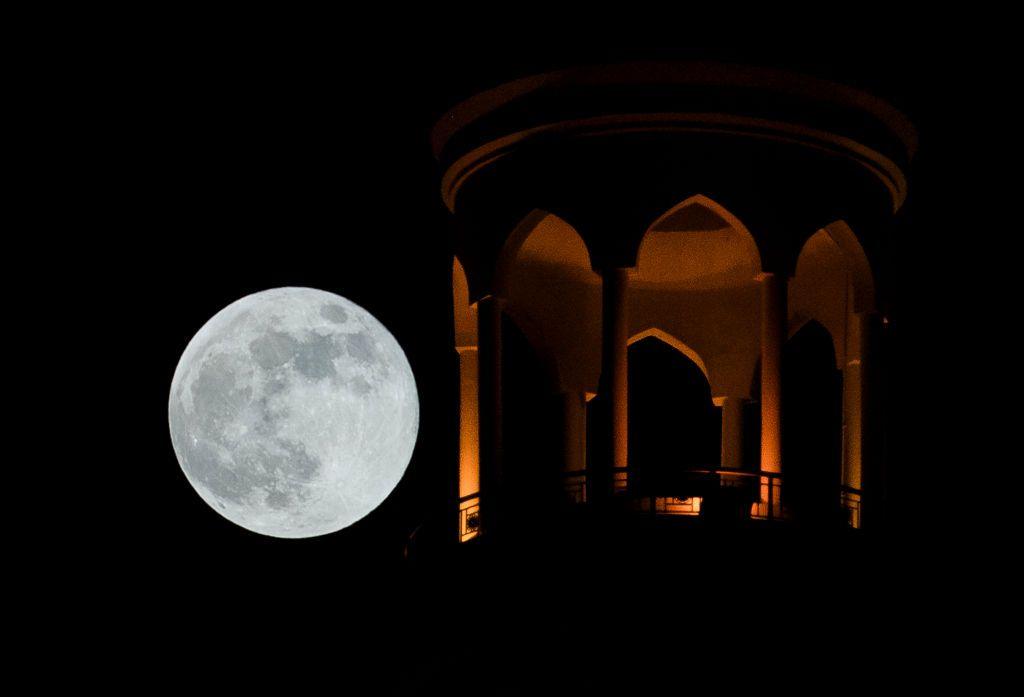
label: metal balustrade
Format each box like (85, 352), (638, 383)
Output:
(559, 467), (863, 527)
(458, 494), (481, 542)
(462, 469), (863, 539)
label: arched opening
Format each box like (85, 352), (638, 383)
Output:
(782, 320), (843, 526)
(822, 221), (875, 314)
(496, 210), (601, 395)
(496, 210), (601, 510)
(789, 221), (877, 528)
(632, 194), (763, 418)
(790, 222), (877, 365)
(638, 194), (762, 289)
(626, 334), (720, 507)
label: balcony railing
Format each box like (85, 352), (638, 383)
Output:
(458, 494), (481, 542)
(562, 467), (863, 528)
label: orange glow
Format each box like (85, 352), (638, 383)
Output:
(437, 66), (898, 535)
(607, 268), (630, 475)
(498, 211), (602, 395)
(454, 257), (481, 542)
(638, 195), (761, 291)
(457, 347), (480, 499)
(655, 496), (702, 516)
(758, 272), (785, 474)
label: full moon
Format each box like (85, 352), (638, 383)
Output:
(168, 287), (419, 538)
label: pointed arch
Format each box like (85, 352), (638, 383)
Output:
(501, 306), (563, 390)
(823, 220), (876, 313)
(636, 194), (763, 289)
(494, 209), (596, 297)
(647, 194), (757, 241)
(453, 255), (477, 349)
(628, 329), (721, 485)
(788, 317), (842, 371)
(493, 209), (602, 394)
(791, 222), (877, 366)
(628, 327), (709, 382)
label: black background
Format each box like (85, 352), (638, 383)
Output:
(64, 30), (996, 693)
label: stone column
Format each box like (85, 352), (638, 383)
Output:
(476, 295), (504, 534)
(842, 312), (866, 494)
(718, 396), (744, 470)
(457, 347), (480, 498)
(561, 391), (586, 474)
(593, 267), (630, 502)
(758, 272), (786, 517)
(561, 391), (588, 504)
(455, 345), (481, 541)
(844, 308), (882, 528)
(758, 272), (786, 475)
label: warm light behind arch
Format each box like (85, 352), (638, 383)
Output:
(494, 210), (596, 297)
(495, 210), (602, 393)
(636, 194), (762, 289)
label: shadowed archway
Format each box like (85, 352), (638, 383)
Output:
(626, 334), (721, 498)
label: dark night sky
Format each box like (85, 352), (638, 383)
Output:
(58, 28), (995, 692)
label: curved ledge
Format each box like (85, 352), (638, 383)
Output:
(439, 112), (909, 213)
(432, 60), (918, 162)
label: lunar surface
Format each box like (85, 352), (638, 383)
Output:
(168, 287), (418, 538)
